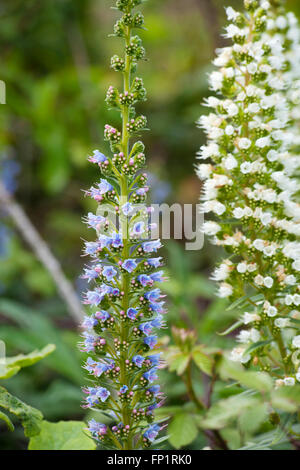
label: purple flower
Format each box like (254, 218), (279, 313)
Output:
(143, 424), (160, 442)
(132, 355), (145, 368)
(88, 150), (107, 164)
(136, 187), (148, 196)
(127, 308), (139, 320)
(150, 301), (165, 313)
(122, 259), (137, 273)
(88, 419), (107, 437)
(120, 385), (128, 394)
(144, 335), (158, 350)
(142, 239), (162, 253)
(102, 265), (118, 281)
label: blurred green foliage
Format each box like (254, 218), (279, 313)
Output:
(1, 0), (300, 450)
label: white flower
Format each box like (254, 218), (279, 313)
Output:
(230, 347), (250, 364)
(225, 125), (235, 136)
(223, 154), (238, 170)
(237, 262), (247, 274)
(238, 138), (251, 149)
(218, 283), (233, 298)
(263, 276), (274, 288)
(247, 102), (260, 113)
(266, 150), (278, 162)
(266, 305), (277, 317)
(254, 274), (264, 286)
(253, 239), (265, 251)
(202, 221), (221, 236)
(276, 16), (288, 30)
(209, 71), (223, 91)
(226, 7), (239, 21)
(292, 335), (300, 349)
(240, 162), (252, 173)
(243, 312), (260, 324)
(256, 136), (270, 148)
(275, 318), (290, 328)
(233, 207), (245, 219)
(211, 262), (232, 281)
(292, 259), (300, 271)
(196, 163), (213, 179)
(285, 275), (296, 286)
(296, 368), (300, 383)
(283, 377), (295, 386)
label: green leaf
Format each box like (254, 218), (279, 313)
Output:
(200, 394), (260, 430)
(28, 421), (97, 450)
(192, 347), (213, 376)
(168, 413), (198, 449)
(271, 386), (300, 412)
(0, 410), (14, 432)
(239, 403), (268, 433)
(168, 353), (190, 375)
(0, 365), (21, 380)
(5, 344), (56, 369)
(0, 386), (43, 437)
(220, 358), (273, 393)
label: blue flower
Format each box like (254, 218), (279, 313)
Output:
(150, 271), (164, 282)
(144, 335), (158, 350)
(147, 354), (161, 366)
(139, 322), (153, 336)
(143, 424), (160, 442)
(132, 221), (145, 236)
(84, 289), (105, 306)
(88, 150), (107, 164)
(96, 387), (110, 402)
(148, 385), (160, 396)
(142, 240), (162, 253)
(122, 259), (137, 273)
(122, 202), (134, 215)
(111, 231), (123, 248)
(81, 315), (98, 330)
(95, 310), (110, 322)
(143, 367), (158, 383)
(82, 267), (99, 282)
(88, 419), (107, 437)
(132, 355), (145, 368)
(148, 257), (162, 268)
(138, 274), (153, 287)
(85, 213), (106, 229)
(144, 289), (161, 302)
(98, 179), (113, 194)
(151, 314), (165, 329)
(102, 265), (118, 281)
(84, 241), (100, 256)
(127, 308), (139, 320)
(119, 385), (128, 394)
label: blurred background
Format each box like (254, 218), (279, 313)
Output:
(0, 0), (300, 449)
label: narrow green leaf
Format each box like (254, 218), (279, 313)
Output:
(217, 320), (243, 336)
(244, 339), (272, 355)
(5, 344), (56, 369)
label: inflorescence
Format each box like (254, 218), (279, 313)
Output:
(197, 0), (300, 387)
(80, 0), (166, 450)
